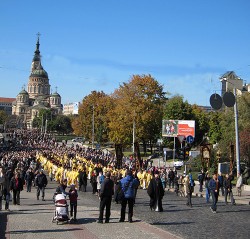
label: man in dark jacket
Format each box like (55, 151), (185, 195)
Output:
(147, 170), (165, 211)
(35, 170), (47, 201)
(10, 172), (23, 205)
(224, 173), (236, 205)
(208, 173), (219, 213)
(119, 169), (139, 223)
(81, 167), (88, 192)
(25, 168), (34, 192)
(97, 171), (114, 223)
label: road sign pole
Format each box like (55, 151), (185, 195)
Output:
(173, 136), (176, 162)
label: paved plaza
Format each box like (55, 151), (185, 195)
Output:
(0, 175), (249, 239)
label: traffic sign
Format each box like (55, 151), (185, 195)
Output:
(177, 135), (185, 143)
(186, 135), (194, 144)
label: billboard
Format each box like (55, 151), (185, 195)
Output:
(162, 120), (195, 137)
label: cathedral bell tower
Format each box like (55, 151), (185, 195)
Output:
(27, 33), (50, 99)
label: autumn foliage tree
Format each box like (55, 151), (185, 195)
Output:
(72, 91), (113, 144)
(108, 74), (167, 153)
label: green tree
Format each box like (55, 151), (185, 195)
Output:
(163, 95), (194, 149)
(191, 104), (210, 145)
(32, 109), (55, 131)
(207, 111), (223, 144)
(0, 110), (8, 125)
(240, 127), (250, 166)
(52, 115), (73, 134)
(216, 92), (250, 163)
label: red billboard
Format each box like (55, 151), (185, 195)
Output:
(162, 120), (195, 137)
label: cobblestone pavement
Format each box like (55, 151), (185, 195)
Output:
(0, 177), (249, 239)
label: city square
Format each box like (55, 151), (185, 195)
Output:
(1, 1), (250, 239)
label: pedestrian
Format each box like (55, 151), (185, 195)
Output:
(81, 167), (88, 192)
(178, 175), (185, 197)
(0, 170), (4, 211)
(198, 169), (205, 193)
(35, 169), (48, 201)
(224, 173), (236, 205)
(184, 175), (192, 207)
(56, 179), (69, 196)
(2, 170), (10, 210)
(168, 169), (175, 189)
(69, 184), (78, 221)
(133, 171), (140, 204)
(147, 170), (165, 212)
(218, 173), (224, 196)
(208, 173), (219, 213)
(9, 172), (23, 205)
(236, 173), (243, 196)
(205, 172), (211, 203)
(78, 168), (84, 192)
(25, 168), (34, 192)
(97, 171), (105, 196)
(119, 169), (138, 223)
(97, 171), (114, 223)
(90, 170), (97, 195)
(188, 169), (195, 193)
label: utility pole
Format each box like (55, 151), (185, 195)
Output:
(92, 105), (95, 149)
(234, 87), (240, 176)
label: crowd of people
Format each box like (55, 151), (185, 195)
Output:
(0, 129), (244, 222)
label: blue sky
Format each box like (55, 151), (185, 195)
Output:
(0, 0), (249, 106)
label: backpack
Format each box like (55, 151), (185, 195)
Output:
(99, 175), (105, 184)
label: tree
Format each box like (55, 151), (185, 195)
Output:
(163, 95), (194, 149)
(32, 109), (55, 132)
(72, 91), (113, 144)
(216, 92), (250, 163)
(52, 115), (73, 134)
(191, 104), (210, 145)
(163, 95), (194, 120)
(108, 74), (167, 153)
(207, 111), (223, 144)
(240, 126), (250, 166)
(0, 110), (8, 125)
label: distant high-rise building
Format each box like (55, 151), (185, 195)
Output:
(12, 34), (63, 128)
(63, 102), (80, 115)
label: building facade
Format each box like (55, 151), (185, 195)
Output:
(0, 97), (16, 115)
(220, 71), (250, 96)
(63, 102), (79, 115)
(12, 35), (63, 128)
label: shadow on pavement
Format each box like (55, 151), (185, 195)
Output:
(151, 221), (195, 226)
(7, 228), (83, 235)
(75, 217), (98, 224)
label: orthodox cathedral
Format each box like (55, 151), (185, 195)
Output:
(12, 35), (62, 128)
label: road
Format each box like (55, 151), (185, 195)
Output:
(1, 174), (249, 239)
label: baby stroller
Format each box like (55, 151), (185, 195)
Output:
(52, 193), (70, 224)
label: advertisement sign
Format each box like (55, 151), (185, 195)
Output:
(162, 120), (195, 137)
